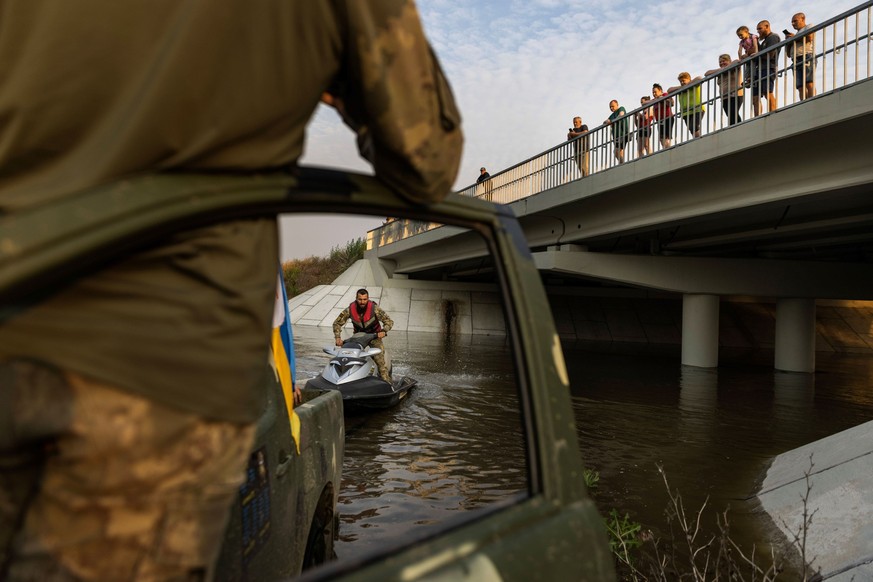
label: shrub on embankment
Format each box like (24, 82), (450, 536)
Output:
(589, 462), (820, 581)
(282, 237), (366, 297)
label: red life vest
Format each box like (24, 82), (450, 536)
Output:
(349, 300), (383, 334)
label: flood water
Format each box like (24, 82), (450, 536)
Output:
(294, 326), (873, 565)
(294, 327), (526, 562)
(567, 343), (873, 554)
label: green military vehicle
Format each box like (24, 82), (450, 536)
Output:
(0, 168), (614, 580)
(213, 383), (344, 579)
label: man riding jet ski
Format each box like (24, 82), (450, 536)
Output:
(306, 332), (417, 413)
(306, 288), (416, 413)
(332, 288), (392, 382)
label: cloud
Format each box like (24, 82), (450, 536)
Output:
(283, 0), (855, 258)
(291, 0), (860, 257)
(405, 0), (860, 189)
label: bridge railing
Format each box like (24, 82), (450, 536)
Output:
(368, 1), (873, 251)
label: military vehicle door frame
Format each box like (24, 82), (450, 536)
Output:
(0, 167), (611, 581)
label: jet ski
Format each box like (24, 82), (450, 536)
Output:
(305, 332), (417, 414)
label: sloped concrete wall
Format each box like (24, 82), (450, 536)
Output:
(289, 259), (505, 335)
(757, 420), (873, 579)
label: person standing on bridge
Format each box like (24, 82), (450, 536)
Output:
(567, 116), (590, 177)
(635, 96), (655, 157)
(0, 1), (461, 579)
(604, 100), (630, 164)
(752, 20), (781, 116)
(705, 55), (745, 127)
(737, 25), (759, 89)
(477, 166), (493, 201)
(668, 72), (706, 139)
(651, 84), (675, 149)
(785, 12), (816, 101)
(333, 289), (395, 383)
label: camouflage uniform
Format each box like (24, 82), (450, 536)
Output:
(1, 363), (255, 582)
(0, 0), (461, 578)
(333, 306), (395, 383)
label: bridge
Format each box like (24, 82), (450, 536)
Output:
(305, 3), (873, 373)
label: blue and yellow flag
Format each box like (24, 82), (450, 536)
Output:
(272, 266), (301, 454)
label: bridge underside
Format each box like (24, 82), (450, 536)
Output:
(531, 246), (873, 300)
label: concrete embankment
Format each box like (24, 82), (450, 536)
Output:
(757, 421), (873, 580)
(288, 259), (507, 334)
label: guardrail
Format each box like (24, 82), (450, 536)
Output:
(369, 1), (872, 250)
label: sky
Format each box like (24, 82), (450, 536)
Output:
(282, 0), (861, 260)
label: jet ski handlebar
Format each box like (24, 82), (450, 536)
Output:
(342, 332), (377, 349)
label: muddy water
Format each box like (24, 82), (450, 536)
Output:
(568, 343), (873, 554)
(293, 326), (873, 563)
(293, 327), (526, 561)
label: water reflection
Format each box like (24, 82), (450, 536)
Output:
(678, 365), (718, 412)
(570, 344), (873, 551)
(772, 370), (816, 405)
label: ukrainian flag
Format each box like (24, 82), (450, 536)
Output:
(272, 265), (301, 454)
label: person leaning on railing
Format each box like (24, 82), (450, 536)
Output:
(736, 25), (759, 88)
(705, 54), (745, 126)
(476, 166), (493, 201)
(651, 84), (675, 149)
(635, 96), (655, 157)
(752, 20), (781, 116)
(567, 116), (591, 177)
(667, 72), (706, 139)
(604, 100), (630, 164)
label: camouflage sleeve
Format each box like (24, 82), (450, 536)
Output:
(340, 0), (463, 204)
(332, 308), (350, 338)
(375, 306), (393, 332)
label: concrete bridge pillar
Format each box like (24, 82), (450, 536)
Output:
(681, 294), (720, 368)
(775, 298), (816, 373)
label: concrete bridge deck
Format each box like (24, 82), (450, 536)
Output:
(373, 78), (873, 288)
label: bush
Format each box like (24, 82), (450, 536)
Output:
(282, 237), (366, 297)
